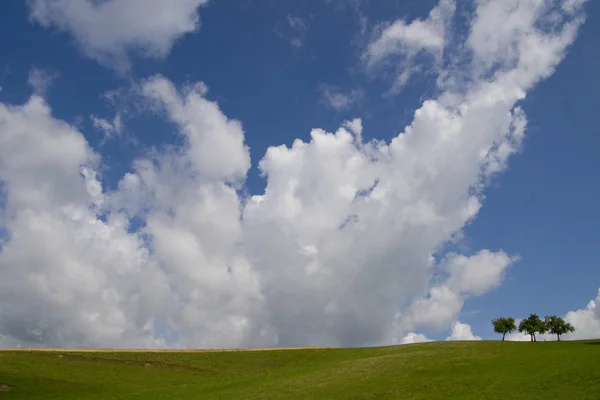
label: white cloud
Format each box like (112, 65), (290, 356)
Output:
(0, 83), (259, 349)
(563, 0), (586, 13)
(445, 250), (518, 296)
(343, 118), (363, 144)
(506, 289), (600, 342)
(320, 85), (364, 111)
(286, 15), (308, 48)
(467, 0), (585, 76)
(90, 113), (123, 138)
(400, 286), (464, 331)
(27, 68), (57, 96)
(367, 0), (587, 92)
(564, 290), (600, 340)
(0, 0), (590, 348)
(29, 0), (210, 71)
(364, 0), (456, 89)
(446, 321), (481, 341)
(287, 15), (307, 32)
(138, 76), (250, 184)
(400, 332), (432, 344)
(275, 14), (309, 49)
(118, 76), (261, 347)
(365, 0), (454, 65)
(397, 250), (517, 333)
(0, 96), (170, 348)
(448, 0), (586, 92)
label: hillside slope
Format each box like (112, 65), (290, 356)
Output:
(1, 340), (599, 399)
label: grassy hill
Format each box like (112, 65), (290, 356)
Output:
(1, 340), (599, 399)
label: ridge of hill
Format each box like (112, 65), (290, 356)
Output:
(1, 340), (599, 399)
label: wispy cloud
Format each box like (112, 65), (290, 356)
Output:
(27, 67), (58, 96)
(280, 14), (309, 48)
(363, 0), (456, 91)
(319, 84), (364, 111)
(90, 113), (123, 139)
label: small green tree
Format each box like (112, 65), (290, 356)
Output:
(518, 314), (547, 342)
(544, 315), (575, 341)
(492, 317), (516, 341)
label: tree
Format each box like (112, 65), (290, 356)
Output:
(492, 317), (516, 341)
(518, 314), (547, 342)
(544, 315), (575, 341)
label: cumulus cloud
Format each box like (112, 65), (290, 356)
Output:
(506, 289), (600, 342)
(446, 321), (481, 341)
(114, 76), (260, 347)
(396, 251), (517, 333)
(0, 0), (590, 348)
(29, 0), (210, 71)
(400, 332), (432, 344)
(445, 250), (518, 296)
(138, 76), (251, 183)
(400, 286), (464, 331)
(564, 290), (600, 340)
(0, 96), (169, 348)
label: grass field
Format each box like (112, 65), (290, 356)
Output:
(1, 340), (599, 399)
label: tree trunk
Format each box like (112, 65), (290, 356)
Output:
(530, 334), (534, 342)
(502, 333), (506, 341)
(557, 334), (561, 342)
(533, 333), (537, 342)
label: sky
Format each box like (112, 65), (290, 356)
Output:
(0, 0), (598, 348)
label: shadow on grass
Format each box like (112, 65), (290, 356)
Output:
(583, 340), (600, 345)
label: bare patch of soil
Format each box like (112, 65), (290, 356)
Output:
(0, 384), (11, 392)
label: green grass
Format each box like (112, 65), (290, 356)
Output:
(1, 340), (599, 399)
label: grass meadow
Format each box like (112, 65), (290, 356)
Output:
(1, 340), (599, 399)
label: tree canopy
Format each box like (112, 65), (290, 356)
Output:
(545, 315), (575, 341)
(492, 317), (516, 341)
(518, 314), (547, 342)
(494, 313), (576, 342)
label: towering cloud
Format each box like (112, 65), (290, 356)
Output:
(0, 0), (593, 348)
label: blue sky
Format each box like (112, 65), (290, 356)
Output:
(459, 1), (600, 338)
(0, 0), (598, 348)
